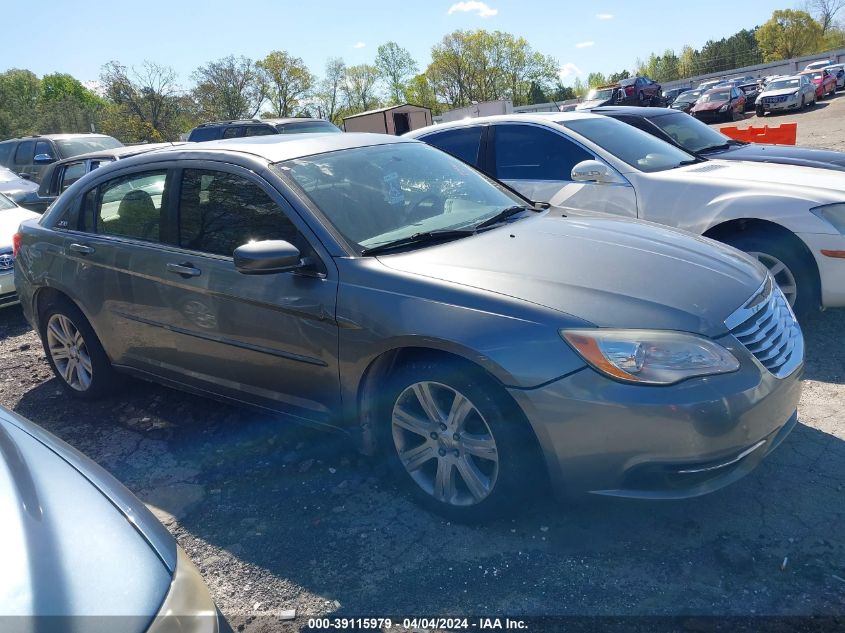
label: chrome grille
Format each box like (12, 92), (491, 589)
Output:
(0, 251), (13, 274)
(725, 277), (803, 379)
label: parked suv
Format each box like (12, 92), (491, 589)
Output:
(0, 134), (122, 183)
(14, 134), (801, 520)
(187, 118), (341, 142)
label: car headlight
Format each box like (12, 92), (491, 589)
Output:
(147, 546), (219, 633)
(810, 203), (845, 234)
(561, 329), (740, 385)
(719, 104), (729, 111)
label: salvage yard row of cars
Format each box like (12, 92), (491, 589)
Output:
(2, 70), (845, 627)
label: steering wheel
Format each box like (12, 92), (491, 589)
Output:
(406, 194), (443, 222)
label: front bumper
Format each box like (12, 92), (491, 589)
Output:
(693, 109), (728, 122)
(798, 232), (845, 308)
(0, 269), (18, 308)
(508, 336), (802, 500)
(760, 97), (801, 111)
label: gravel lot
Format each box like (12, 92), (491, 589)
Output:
(2, 99), (845, 631)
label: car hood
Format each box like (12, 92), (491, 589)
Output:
(0, 178), (39, 198)
(0, 409), (173, 626)
(760, 88), (801, 98)
(692, 99), (728, 111)
(378, 215), (764, 337)
(0, 207), (40, 247)
(710, 143), (845, 171)
(672, 158), (845, 202)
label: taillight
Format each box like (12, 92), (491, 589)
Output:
(12, 232), (22, 258)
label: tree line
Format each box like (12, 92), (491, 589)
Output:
(0, 30), (576, 143)
(578, 2), (845, 92)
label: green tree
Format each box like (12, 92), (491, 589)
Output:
(375, 42), (418, 104)
(343, 64), (381, 112)
(572, 77), (587, 97)
(258, 51), (314, 117)
(314, 58), (347, 123)
(586, 72), (607, 87)
(756, 10), (823, 61)
(608, 70), (630, 83)
(404, 73), (441, 113)
(192, 55), (266, 121)
(38, 73), (104, 133)
(0, 69), (41, 137)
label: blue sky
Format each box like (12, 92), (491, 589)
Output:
(1, 0), (790, 87)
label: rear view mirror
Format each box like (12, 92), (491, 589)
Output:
(571, 160), (617, 184)
(33, 153), (56, 165)
(234, 240), (302, 274)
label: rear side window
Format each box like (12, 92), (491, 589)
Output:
(244, 125), (276, 137)
(91, 171), (169, 242)
(221, 127), (243, 139)
(188, 127), (222, 142)
(14, 141), (34, 165)
(0, 143), (13, 166)
(420, 127), (483, 167)
(178, 169), (298, 257)
(493, 124), (592, 181)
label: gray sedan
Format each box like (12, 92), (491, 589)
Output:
(15, 134), (803, 520)
(0, 405), (225, 631)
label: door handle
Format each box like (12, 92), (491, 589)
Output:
(69, 243), (95, 255)
(166, 262), (202, 278)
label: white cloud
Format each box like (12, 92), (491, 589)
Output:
(558, 63), (583, 80)
(575, 41), (595, 49)
(447, 1), (498, 18)
(596, 13), (614, 20)
(352, 41), (366, 49)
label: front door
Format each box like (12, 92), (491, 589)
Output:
(490, 123), (638, 219)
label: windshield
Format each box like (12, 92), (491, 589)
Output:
(768, 78), (800, 91)
(564, 117), (697, 173)
(675, 90), (702, 103)
(277, 142), (525, 252)
(0, 192), (17, 210)
(55, 136), (123, 159)
(0, 167), (20, 183)
(276, 121), (342, 134)
(809, 73), (823, 81)
(700, 90), (730, 102)
(650, 112), (732, 153)
(587, 88), (615, 100)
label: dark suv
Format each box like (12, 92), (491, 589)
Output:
(187, 118), (341, 142)
(0, 134), (123, 183)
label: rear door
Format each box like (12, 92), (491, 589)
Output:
(157, 162), (341, 420)
(489, 122), (638, 218)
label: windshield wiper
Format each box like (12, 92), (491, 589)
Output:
(699, 142), (734, 153)
(473, 205), (531, 230)
(360, 229), (475, 256)
(676, 158), (704, 167)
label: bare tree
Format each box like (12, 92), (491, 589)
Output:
(315, 58), (347, 122)
(343, 64), (380, 112)
(100, 60), (181, 140)
(807, 0), (845, 33)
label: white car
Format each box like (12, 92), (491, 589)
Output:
(408, 113), (845, 317)
(804, 59), (836, 72)
(756, 75), (817, 115)
(0, 192), (39, 307)
(823, 63), (845, 89)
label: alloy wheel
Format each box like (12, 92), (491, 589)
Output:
(391, 381), (499, 506)
(748, 251), (798, 307)
(46, 314), (93, 391)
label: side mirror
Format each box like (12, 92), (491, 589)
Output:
(33, 153), (56, 165)
(18, 172), (32, 180)
(571, 160), (616, 184)
(234, 240), (302, 274)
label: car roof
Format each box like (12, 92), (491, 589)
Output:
(120, 132), (413, 165)
(53, 142), (184, 164)
(193, 117), (331, 129)
(0, 133), (115, 143)
(589, 105), (679, 118)
(406, 112), (605, 136)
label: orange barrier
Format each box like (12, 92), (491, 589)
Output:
(719, 123), (797, 145)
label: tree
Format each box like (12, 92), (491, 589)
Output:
(192, 55), (265, 121)
(100, 60), (183, 141)
(807, 0), (845, 33)
(258, 51), (314, 117)
(375, 42), (418, 104)
(572, 77), (587, 97)
(608, 70), (630, 83)
(0, 69), (41, 137)
(756, 10), (823, 62)
(38, 73), (103, 133)
(343, 64), (380, 112)
(312, 58), (347, 123)
(527, 81), (546, 104)
(586, 72), (607, 87)
(404, 73), (440, 113)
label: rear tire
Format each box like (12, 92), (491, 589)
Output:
(38, 297), (118, 399)
(377, 357), (542, 522)
(721, 232), (818, 320)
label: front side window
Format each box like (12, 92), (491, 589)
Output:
(421, 127), (483, 167)
(221, 127), (243, 139)
(94, 170), (168, 241)
(493, 124), (592, 181)
(276, 121), (342, 134)
(189, 127), (221, 142)
(34, 141), (55, 159)
(278, 142), (524, 251)
(178, 169), (298, 257)
(244, 126), (276, 137)
(564, 117), (697, 173)
(60, 162), (87, 192)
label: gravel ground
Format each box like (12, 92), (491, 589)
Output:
(2, 100), (845, 631)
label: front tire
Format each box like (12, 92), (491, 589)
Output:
(39, 298), (118, 399)
(722, 232), (818, 320)
(378, 357), (541, 522)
